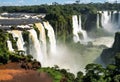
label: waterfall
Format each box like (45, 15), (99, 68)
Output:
(99, 11), (120, 33)
(9, 30), (25, 51)
(72, 15), (80, 43)
(28, 29), (43, 63)
(118, 12), (120, 27)
(101, 11), (113, 32)
(43, 22), (56, 54)
(7, 40), (14, 52)
(8, 27), (44, 63)
(112, 11), (117, 24)
(101, 11), (111, 31)
(72, 15), (89, 43)
(35, 23), (47, 58)
(78, 15), (88, 42)
(97, 13), (100, 29)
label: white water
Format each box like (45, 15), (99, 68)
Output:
(72, 15), (80, 43)
(35, 23), (47, 63)
(35, 23), (47, 62)
(101, 11), (112, 32)
(7, 40), (14, 52)
(72, 15), (89, 43)
(43, 22), (56, 54)
(97, 13), (100, 29)
(112, 11), (117, 24)
(43, 44), (104, 74)
(99, 11), (120, 33)
(118, 12), (120, 27)
(28, 29), (43, 63)
(92, 37), (114, 48)
(9, 30), (25, 51)
(78, 15), (88, 42)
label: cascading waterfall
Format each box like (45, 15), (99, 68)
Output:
(9, 30), (25, 51)
(98, 11), (120, 32)
(28, 29), (43, 63)
(112, 11), (117, 24)
(72, 15), (89, 43)
(72, 15), (80, 43)
(118, 12), (120, 27)
(8, 27), (44, 64)
(78, 15), (88, 42)
(35, 23), (47, 59)
(7, 40), (14, 52)
(6, 22), (56, 65)
(101, 11), (112, 31)
(97, 13), (100, 29)
(43, 22), (56, 54)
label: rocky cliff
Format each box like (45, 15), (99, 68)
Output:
(101, 32), (120, 65)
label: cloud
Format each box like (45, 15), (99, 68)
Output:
(65, 0), (75, 4)
(18, 0), (24, 3)
(107, 0), (120, 3)
(65, 0), (92, 4)
(0, 2), (19, 6)
(80, 0), (92, 3)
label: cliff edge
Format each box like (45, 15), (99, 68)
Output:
(101, 32), (120, 65)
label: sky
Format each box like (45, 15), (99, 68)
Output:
(0, 0), (119, 6)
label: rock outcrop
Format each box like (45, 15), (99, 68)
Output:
(101, 32), (120, 65)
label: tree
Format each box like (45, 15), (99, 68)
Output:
(113, 74), (120, 82)
(75, 71), (83, 82)
(84, 63), (105, 82)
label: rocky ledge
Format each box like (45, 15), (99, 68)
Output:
(101, 32), (120, 65)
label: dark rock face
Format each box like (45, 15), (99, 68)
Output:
(101, 32), (120, 65)
(112, 32), (120, 51)
(84, 14), (97, 31)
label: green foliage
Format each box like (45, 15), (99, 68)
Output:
(7, 51), (34, 63)
(22, 30), (29, 43)
(9, 53), (22, 62)
(10, 26), (16, 30)
(0, 29), (10, 64)
(0, 53), (9, 64)
(33, 24), (40, 39)
(26, 55), (33, 62)
(113, 75), (120, 82)
(83, 63), (110, 82)
(38, 67), (63, 82)
(37, 61), (120, 82)
(9, 33), (18, 50)
(0, 30), (33, 64)
(38, 65), (75, 82)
